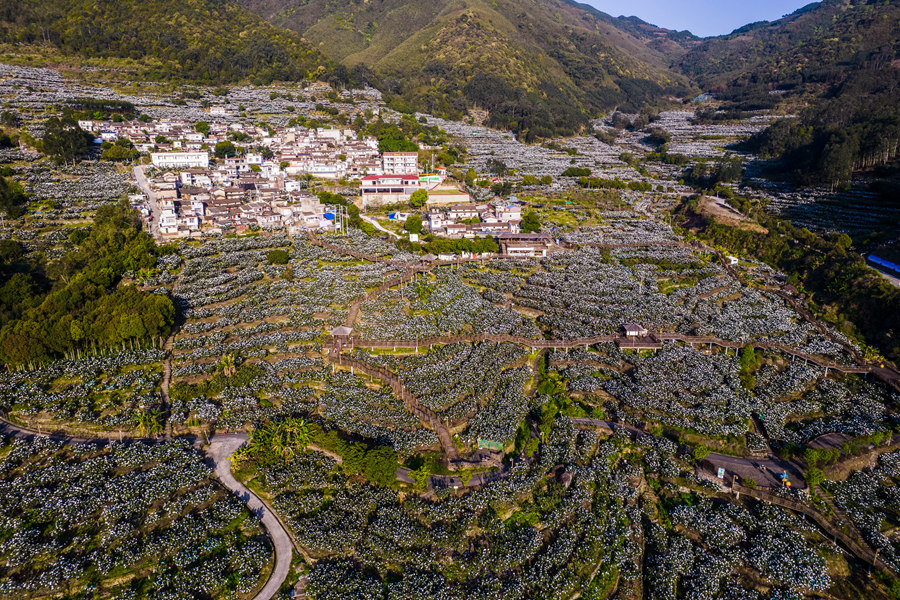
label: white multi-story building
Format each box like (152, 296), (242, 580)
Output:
(151, 152), (209, 169)
(159, 210), (178, 235)
(382, 152), (418, 175)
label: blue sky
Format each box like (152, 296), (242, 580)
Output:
(584, 0), (819, 37)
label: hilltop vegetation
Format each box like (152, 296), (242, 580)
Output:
(677, 0), (895, 96)
(1, 0), (896, 181)
(0, 0), (330, 84)
(743, 67), (900, 190)
(238, 0), (695, 137)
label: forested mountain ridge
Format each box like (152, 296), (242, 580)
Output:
(678, 0), (899, 105)
(235, 0), (696, 137)
(1, 0), (896, 174)
(560, 0), (699, 58)
(0, 0), (331, 85)
(679, 0), (900, 190)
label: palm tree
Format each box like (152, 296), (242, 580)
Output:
(280, 441), (295, 461)
(134, 407), (162, 437)
(218, 352), (237, 377)
(285, 418), (310, 454)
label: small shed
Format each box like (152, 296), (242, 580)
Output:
(623, 323), (648, 338)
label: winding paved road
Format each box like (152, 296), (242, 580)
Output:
(0, 418), (296, 598)
(361, 215), (400, 239)
(207, 433), (294, 600)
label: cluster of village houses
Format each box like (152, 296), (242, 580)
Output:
(79, 118), (548, 255)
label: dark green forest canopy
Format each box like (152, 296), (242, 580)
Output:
(741, 66), (900, 190)
(0, 201), (175, 366)
(0, 176), (28, 219)
(0, 0), (330, 84)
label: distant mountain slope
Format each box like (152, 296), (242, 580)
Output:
(0, 0), (330, 85)
(237, 0), (697, 137)
(678, 0), (898, 101)
(560, 0), (699, 58)
(679, 0), (900, 190)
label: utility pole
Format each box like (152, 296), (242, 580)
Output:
(870, 548), (880, 577)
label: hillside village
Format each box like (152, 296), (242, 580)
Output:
(79, 117), (538, 245)
(0, 42), (899, 599)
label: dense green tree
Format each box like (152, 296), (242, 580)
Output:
(0, 239), (22, 264)
(101, 140), (140, 162)
(266, 249), (290, 265)
(403, 214), (423, 235)
(0, 110), (17, 127)
(562, 167), (591, 177)
(42, 116), (91, 165)
(0, 201), (174, 366)
(422, 236), (499, 255)
(0, 176), (28, 218)
(805, 468), (825, 486)
(644, 128), (670, 147)
(360, 446), (400, 487)
(491, 182), (512, 197)
(0, 273), (38, 322)
(738, 345), (758, 390)
(520, 211), (541, 233)
(486, 158), (507, 177)
(409, 190), (427, 208)
(214, 141), (237, 159)
(688, 156), (743, 188)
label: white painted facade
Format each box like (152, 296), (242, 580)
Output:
(151, 152), (210, 169)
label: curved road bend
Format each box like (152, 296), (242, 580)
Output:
(361, 215), (400, 239)
(0, 420), (292, 598)
(207, 433), (293, 600)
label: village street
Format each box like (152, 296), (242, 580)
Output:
(132, 164), (161, 240)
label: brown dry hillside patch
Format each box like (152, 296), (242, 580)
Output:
(699, 196), (768, 233)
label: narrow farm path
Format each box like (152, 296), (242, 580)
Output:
(327, 353), (459, 461)
(161, 269), (185, 440)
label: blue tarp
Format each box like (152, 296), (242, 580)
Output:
(869, 255), (900, 275)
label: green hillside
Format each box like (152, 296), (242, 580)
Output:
(237, 0), (696, 137)
(679, 0), (900, 190)
(0, 0), (330, 85)
(678, 0), (898, 106)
